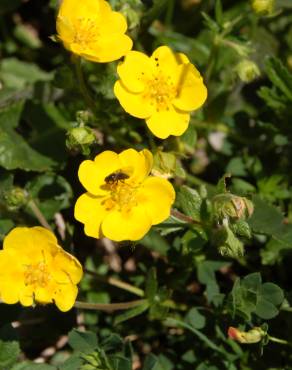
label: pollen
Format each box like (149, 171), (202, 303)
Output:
(73, 17), (99, 46)
(24, 262), (51, 288)
(143, 74), (177, 111)
(103, 181), (138, 212)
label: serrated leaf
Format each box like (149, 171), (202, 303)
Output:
(177, 186), (202, 221)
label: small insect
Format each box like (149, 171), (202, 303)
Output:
(104, 171), (129, 184)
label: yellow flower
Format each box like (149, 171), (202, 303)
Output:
(74, 148), (175, 241)
(114, 46), (207, 139)
(0, 227), (83, 312)
(56, 0), (133, 63)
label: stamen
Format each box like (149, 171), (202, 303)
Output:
(24, 262), (51, 288)
(143, 73), (177, 111)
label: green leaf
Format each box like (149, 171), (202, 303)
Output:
(140, 230), (170, 256)
(228, 273), (284, 320)
(101, 333), (123, 353)
(1, 58), (52, 90)
(265, 57), (292, 101)
(176, 186), (202, 221)
(114, 302), (149, 325)
(59, 354), (83, 370)
(260, 283), (284, 306)
(254, 297), (279, 320)
(0, 340), (20, 368)
(109, 355), (132, 370)
(0, 103), (55, 171)
(185, 308), (206, 329)
(68, 330), (98, 353)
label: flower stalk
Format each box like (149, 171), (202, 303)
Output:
(73, 57), (97, 113)
(74, 299), (147, 311)
(84, 269), (145, 297)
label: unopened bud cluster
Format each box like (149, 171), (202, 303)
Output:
(212, 193), (254, 222)
(251, 0), (275, 15)
(3, 187), (28, 210)
(236, 59), (260, 83)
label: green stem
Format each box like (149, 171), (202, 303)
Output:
(165, 0), (175, 26)
(74, 299), (147, 311)
(27, 199), (52, 231)
(84, 269), (144, 297)
(268, 336), (291, 346)
(204, 37), (219, 84)
(73, 56), (96, 113)
(171, 209), (202, 225)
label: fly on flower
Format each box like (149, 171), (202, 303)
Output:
(56, 0), (133, 63)
(0, 227), (83, 312)
(114, 46), (208, 139)
(74, 149), (175, 241)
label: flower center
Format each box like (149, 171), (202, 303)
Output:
(102, 181), (139, 213)
(73, 18), (99, 46)
(24, 262), (51, 288)
(143, 74), (177, 111)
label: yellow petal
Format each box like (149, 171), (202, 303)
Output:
(137, 177), (175, 224)
(146, 107), (190, 139)
(78, 152), (120, 195)
(3, 227), (58, 262)
(19, 286), (34, 307)
(54, 284), (78, 312)
(177, 52), (190, 64)
(52, 250), (83, 284)
(81, 34), (132, 63)
(58, 0), (109, 20)
(0, 282), (22, 304)
(118, 149), (153, 183)
(173, 64), (207, 111)
(99, 10), (127, 34)
(151, 46), (180, 78)
(117, 51), (155, 93)
(74, 193), (108, 239)
(114, 80), (155, 118)
(56, 16), (75, 46)
(114, 81), (155, 119)
(34, 282), (56, 304)
(101, 207), (152, 241)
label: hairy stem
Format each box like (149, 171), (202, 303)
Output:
(74, 299), (147, 311)
(84, 269), (145, 297)
(73, 56), (96, 113)
(27, 199), (52, 231)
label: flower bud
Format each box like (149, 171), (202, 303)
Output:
(212, 194), (254, 222)
(228, 326), (266, 344)
(251, 0), (275, 15)
(66, 126), (95, 155)
(3, 187), (28, 210)
(236, 59), (260, 83)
